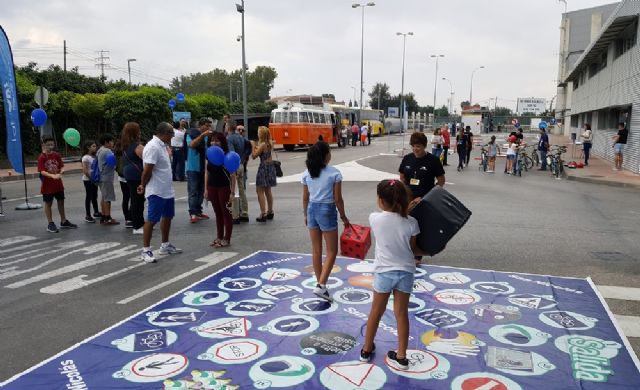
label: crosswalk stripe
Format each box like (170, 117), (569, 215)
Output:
(597, 285), (640, 302)
(614, 315), (640, 338)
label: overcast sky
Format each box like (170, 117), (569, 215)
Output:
(2, 0), (619, 111)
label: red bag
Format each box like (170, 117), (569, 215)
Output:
(340, 224), (371, 260)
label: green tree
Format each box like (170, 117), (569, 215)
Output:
(104, 87), (172, 140)
(434, 105), (450, 117)
(460, 100), (471, 109)
(190, 94), (228, 119)
(494, 106), (513, 116)
(17, 63), (106, 94)
(70, 93), (107, 140)
(246, 66), (278, 102)
(368, 83), (392, 111)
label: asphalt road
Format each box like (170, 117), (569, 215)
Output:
(0, 132), (638, 381)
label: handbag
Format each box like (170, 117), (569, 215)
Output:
(272, 148), (283, 177)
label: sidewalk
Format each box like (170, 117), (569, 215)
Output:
(550, 134), (640, 189)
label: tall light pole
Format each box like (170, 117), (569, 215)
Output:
(351, 86), (356, 106)
(442, 77), (454, 115)
(469, 65), (485, 105)
(127, 58), (136, 85)
(352, 2), (375, 124)
(430, 54), (444, 111)
(558, 0), (567, 13)
(397, 31), (413, 139)
(236, 1), (248, 139)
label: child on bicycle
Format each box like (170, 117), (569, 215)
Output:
(486, 135), (500, 173)
(361, 179), (424, 370)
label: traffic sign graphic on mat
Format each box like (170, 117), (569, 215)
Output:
(3, 250), (640, 390)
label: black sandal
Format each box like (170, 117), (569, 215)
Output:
(256, 213), (267, 222)
(266, 211), (274, 220)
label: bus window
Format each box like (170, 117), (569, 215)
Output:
(289, 112), (298, 123)
(330, 113), (336, 125)
(319, 113), (325, 124)
(312, 112), (320, 123)
(270, 112), (276, 123)
(299, 112), (309, 123)
(275, 112), (282, 123)
(282, 111), (289, 123)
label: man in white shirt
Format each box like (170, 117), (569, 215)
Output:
(170, 119), (187, 181)
(137, 122), (182, 263)
(360, 123), (368, 146)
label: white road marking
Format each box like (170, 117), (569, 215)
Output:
(278, 160), (396, 183)
(597, 285), (640, 302)
(0, 240), (86, 266)
(0, 236), (36, 247)
(40, 261), (146, 294)
(176, 196), (187, 201)
(2, 195), (42, 203)
(0, 239), (60, 256)
(4, 245), (139, 288)
(117, 251), (238, 304)
(615, 315), (640, 338)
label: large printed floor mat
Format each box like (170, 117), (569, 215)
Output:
(2, 251), (639, 389)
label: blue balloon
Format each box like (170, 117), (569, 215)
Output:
(176, 93), (185, 103)
(31, 108), (47, 127)
(207, 146), (225, 166)
(539, 121), (548, 129)
(105, 152), (117, 168)
(223, 151), (241, 173)
(168, 99), (176, 109)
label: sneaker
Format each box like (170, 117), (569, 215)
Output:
(132, 228), (144, 235)
(84, 215), (96, 223)
(125, 220), (133, 228)
(313, 284), (333, 302)
(196, 213), (210, 220)
(159, 243), (183, 255)
(60, 220), (78, 229)
(47, 222), (59, 233)
(141, 250), (156, 263)
(487, 170), (494, 173)
(93, 212), (103, 218)
(233, 218), (241, 225)
(239, 215), (250, 223)
(360, 343), (376, 362)
(101, 218), (120, 225)
(387, 350), (409, 370)
(190, 215), (199, 224)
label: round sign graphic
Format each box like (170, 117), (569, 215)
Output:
(489, 324), (551, 347)
(147, 307), (205, 327)
(433, 289), (481, 305)
(300, 331), (357, 355)
(414, 266), (427, 278)
(182, 290), (229, 306)
(415, 308), (468, 328)
(429, 272), (470, 285)
(470, 281), (515, 295)
(387, 295), (426, 312)
(225, 299), (277, 316)
(303, 264), (341, 274)
(384, 349), (450, 380)
(346, 261), (375, 273)
(250, 356), (315, 388)
(333, 288), (373, 305)
(257, 284), (303, 300)
(112, 329), (178, 352)
(198, 338), (267, 365)
(319, 361), (387, 390)
(291, 297), (339, 316)
(301, 276), (344, 290)
(260, 268), (301, 282)
(539, 310), (597, 330)
(420, 329), (484, 358)
(507, 293), (557, 310)
(472, 304), (521, 324)
(260, 315), (319, 337)
(348, 274), (374, 289)
(491, 350), (556, 377)
(192, 317), (252, 339)
(451, 372), (522, 390)
(218, 277), (262, 291)
(413, 279), (436, 293)
(113, 353), (188, 383)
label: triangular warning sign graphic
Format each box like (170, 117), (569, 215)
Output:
(328, 362), (374, 387)
(202, 318), (248, 337)
(268, 271), (296, 281)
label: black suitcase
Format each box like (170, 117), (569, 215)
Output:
(410, 186), (472, 256)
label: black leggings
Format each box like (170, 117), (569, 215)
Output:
(126, 180), (145, 229)
(120, 181), (131, 221)
(83, 180), (99, 216)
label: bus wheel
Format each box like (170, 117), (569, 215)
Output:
(283, 144), (295, 151)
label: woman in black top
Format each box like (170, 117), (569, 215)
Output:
(399, 132), (446, 207)
(121, 122), (145, 233)
(205, 132), (236, 247)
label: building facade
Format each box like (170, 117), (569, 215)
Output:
(556, 1), (639, 172)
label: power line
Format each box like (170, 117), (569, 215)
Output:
(95, 50), (110, 82)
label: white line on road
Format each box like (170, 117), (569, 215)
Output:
(2, 194), (42, 203)
(40, 261), (146, 294)
(597, 285), (640, 302)
(0, 240), (86, 266)
(615, 315), (640, 338)
(0, 236), (36, 247)
(0, 239), (60, 256)
(117, 251), (238, 304)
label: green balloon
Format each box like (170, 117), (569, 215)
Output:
(63, 128), (81, 147)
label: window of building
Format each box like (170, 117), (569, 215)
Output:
(599, 51), (607, 71)
(570, 115), (579, 128)
(588, 62), (598, 78)
(614, 20), (638, 59)
(597, 109), (609, 130)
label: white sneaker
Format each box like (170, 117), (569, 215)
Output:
(487, 170), (494, 173)
(159, 243), (182, 255)
(313, 284), (333, 302)
(132, 228), (143, 235)
(141, 249), (156, 263)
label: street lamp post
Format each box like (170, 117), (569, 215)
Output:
(236, 1), (248, 139)
(442, 77), (454, 115)
(397, 31), (413, 152)
(351, 86), (356, 106)
(352, 2), (375, 124)
(430, 54), (444, 112)
(469, 65), (485, 105)
(127, 58), (136, 85)
(558, 0), (567, 13)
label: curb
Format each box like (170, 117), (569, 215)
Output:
(0, 168), (83, 183)
(566, 174), (640, 189)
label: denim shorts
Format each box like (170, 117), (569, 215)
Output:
(374, 270), (415, 294)
(507, 154), (516, 160)
(307, 202), (337, 231)
(147, 195), (175, 223)
(614, 143), (625, 154)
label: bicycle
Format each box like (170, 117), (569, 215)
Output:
(525, 145), (540, 167)
(517, 148), (534, 171)
(547, 146), (567, 179)
(513, 149), (525, 177)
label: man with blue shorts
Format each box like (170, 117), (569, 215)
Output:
(138, 122), (182, 263)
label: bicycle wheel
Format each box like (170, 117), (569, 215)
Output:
(532, 152), (539, 166)
(524, 156), (533, 171)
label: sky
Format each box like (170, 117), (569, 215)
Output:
(1, 0), (620, 112)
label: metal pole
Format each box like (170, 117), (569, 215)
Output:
(229, 79), (233, 102)
(470, 66), (484, 104)
(240, 0), (248, 139)
(400, 34), (406, 151)
(63, 40), (66, 72)
(359, 5), (365, 123)
(127, 61), (131, 84)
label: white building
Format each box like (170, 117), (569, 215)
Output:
(556, 1), (639, 172)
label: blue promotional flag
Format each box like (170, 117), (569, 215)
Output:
(0, 26), (24, 174)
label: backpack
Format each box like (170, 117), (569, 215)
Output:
(90, 158), (101, 184)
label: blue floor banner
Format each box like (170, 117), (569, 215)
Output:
(2, 251), (639, 389)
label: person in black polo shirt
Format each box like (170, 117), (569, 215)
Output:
(612, 122), (628, 171)
(399, 132), (446, 208)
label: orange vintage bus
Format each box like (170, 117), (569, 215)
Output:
(269, 106), (339, 151)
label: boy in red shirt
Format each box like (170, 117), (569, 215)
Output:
(38, 137), (77, 233)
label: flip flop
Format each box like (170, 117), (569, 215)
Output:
(209, 239), (222, 247)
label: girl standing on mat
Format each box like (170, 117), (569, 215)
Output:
(302, 141), (349, 302)
(360, 179), (424, 370)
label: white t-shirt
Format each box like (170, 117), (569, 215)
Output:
(506, 143), (517, 156)
(171, 128), (185, 148)
(369, 211), (420, 274)
(143, 136), (175, 199)
(81, 154), (94, 181)
(360, 125), (368, 135)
